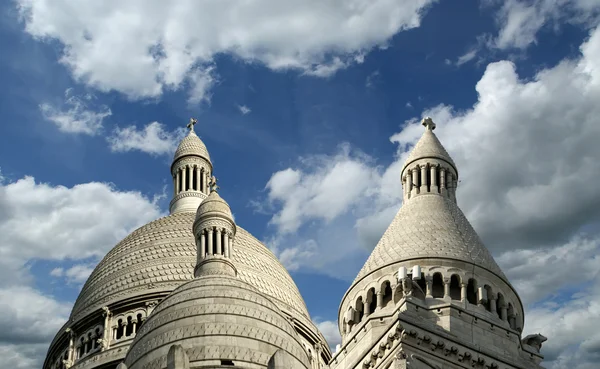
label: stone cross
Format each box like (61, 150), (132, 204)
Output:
(186, 118), (197, 132)
(421, 117), (436, 131)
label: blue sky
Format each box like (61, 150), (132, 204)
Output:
(1, 1), (600, 368)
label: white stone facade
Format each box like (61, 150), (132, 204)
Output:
(43, 118), (545, 369)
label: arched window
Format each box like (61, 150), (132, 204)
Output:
(496, 293), (505, 320)
(116, 319), (124, 340)
(382, 281), (392, 307)
(367, 288), (377, 314)
(450, 275), (461, 300)
(192, 166), (197, 191)
(356, 297), (364, 323)
(484, 285), (493, 311)
(432, 273), (444, 298)
(137, 313), (144, 326)
(508, 303), (516, 329)
(125, 316), (133, 337)
(467, 278), (477, 305)
(416, 275), (426, 293)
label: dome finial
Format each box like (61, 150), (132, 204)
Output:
(208, 175), (219, 193)
(186, 117), (198, 133)
(422, 116), (436, 131)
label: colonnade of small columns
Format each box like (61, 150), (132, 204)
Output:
(197, 226), (234, 260)
(342, 268), (521, 337)
(111, 313), (145, 341)
(402, 163), (457, 201)
(73, 326), (102, 361)
(173, 164), (209, 196)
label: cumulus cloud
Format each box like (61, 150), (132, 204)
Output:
(107, 121), (186, 156)
(314, 319), (342, 350)
(489, 0), (600, 50)
(260, 26), (600, 365)
(39, 89), (111, 135)
(0, 174), (164, 367)
(16, 0), (436, 101)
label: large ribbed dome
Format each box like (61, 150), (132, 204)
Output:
(354, 194), (507, 283)
(173, 131), (210, 162)
(124, 276), (310, 369)
(70, 212), (312, 327)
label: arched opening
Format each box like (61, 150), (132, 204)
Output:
(450, 275), (461, 300)
(367, 288), (377, 314)
(137, 313), (144, 327)
(177, 169), (183, 193)
(467, 278), (477, 305)
(496, 293), (505, 320)
(432, 273), (444, 298)
(212, 229), (218, 254)
(508, 303), (516, 329)
(484, 285), (493, 311)
(382, 281), (392, 308)
(356, 297), (364, 323)
(87, 332), (93, 352)
(116, 319), (124, 340)
(200, 169), (204, 193)
(393, 283), (402, 304)
(192, 166), (197, 191)
(125, 316), (133, 337)
(78, 337), (85, 358)
(416, 275), (426, 293)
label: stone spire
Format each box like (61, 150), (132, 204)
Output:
(401, 117), (458, 203)
(169, 118), (213, 214)
(192, 180), (237, 277)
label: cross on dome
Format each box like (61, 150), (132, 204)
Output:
(422, 117), (436, 131)
(186, 118), (198, 132)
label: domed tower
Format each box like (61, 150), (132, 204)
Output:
(42, 119), (330, 369)
(331, 118), (546, 369)
(170, 118), (213, 214)
(121, 189), (311, 369)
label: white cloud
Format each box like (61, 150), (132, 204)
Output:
(0, 175), (163, 367)
(260, 26), (600, 365)
(49, 263), (95, 285)
(314, 319), (341, 349)
(365, 70), (380, 88)
(107, 121), (186, 156)
(238, 105), (251, 115)
(455, 49), (478, 66)
(39, 89), (111, 135)
(16, 0), (436, 101)
(490, 0), (600, 50)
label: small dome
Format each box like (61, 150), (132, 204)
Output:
(195, 191), (233, 221)
(173, 131), (211, 162)
(124, 276), (311, 369)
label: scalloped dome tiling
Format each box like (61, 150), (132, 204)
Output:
(70, 212), (311, 324)
(354, 194), (507, 284)
(195, 191), (233, 221)
(402, 128), (456, 174)
(173, 131), (210, 162)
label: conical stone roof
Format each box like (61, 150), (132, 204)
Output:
(354, 185), (506, 284)
(402, 126), (456, 175)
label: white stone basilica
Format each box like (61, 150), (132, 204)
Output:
(43, 118), (546, 369)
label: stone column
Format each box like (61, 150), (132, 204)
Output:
(205, 172), (210, 193)
(101, 307), (111, 350)
(460, 283), (467, 302)
(376, 292), (383, 310)
(216, 229), (222, 255)
(132, 321), (137, 335)
(176, 169), (181, 194)
(406, 171), (413, 199)
(66, 328), (75, 365)
(181, 166), (187, 192)
(112, 327), (117, 340)
(420, 165), (428, 193)
(443, 278), (451, 299)
(425, 277), (433, 298)
(411, 167), (419, 196)
(500, 304), (508, 321)
(430, 165), (437, 192)
(489, 295), (497, 314)
(173, 174), (177, 197)
(440, 168), (446, 196)
(200, 232), (205, 259)
(223, 233), (229, 258)
(195, 166), (201, 192)
(207, 229), (213, 255)
(364, 299), (371, 317)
